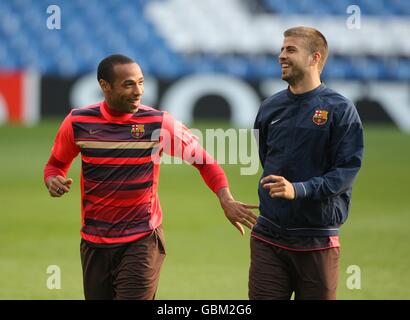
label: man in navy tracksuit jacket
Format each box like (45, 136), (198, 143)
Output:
(249, 27), (364, 300)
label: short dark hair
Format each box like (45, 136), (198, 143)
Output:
(97, 54), (135, 84)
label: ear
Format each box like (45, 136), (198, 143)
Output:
(99, 79), (111, 93)
(310, 52), (321, 68)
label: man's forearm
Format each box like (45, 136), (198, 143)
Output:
(192, 162), (229, 194)
(216, 187), (234, 203)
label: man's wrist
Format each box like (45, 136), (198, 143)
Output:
(216, 187), (234, 204)
(45, 175), (56, 187)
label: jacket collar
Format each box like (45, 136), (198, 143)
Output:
(100, 100), (135, 122)
(286, 83), (326, 100)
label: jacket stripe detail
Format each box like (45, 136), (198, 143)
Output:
(72, 121), (162, 140)
(72, 107), (101, 117)
(132, 111), (163, 118)
(82, 160), (153, 182)
(81, 231), (151, 244)
(84, 179), (153, 192)
(71, 116), (109, 124)
(81, 147), (156, 158)
(82, 217), (151, 239)
(300, 182), (307, 197)
(84, 186), (152, 200)
(84, 217), (147, 229)
(71, 115), (163, 124)
(257, 215), (339, 237)
(82, 155), (155, 165)
(76, 140), (159, 149)
(252, 233), (340, 252)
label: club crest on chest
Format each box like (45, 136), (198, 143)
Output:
(131, 124), (145, 138)
(312, 110), (328, 125)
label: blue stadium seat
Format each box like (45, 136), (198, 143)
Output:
(0, 0), (408, 81)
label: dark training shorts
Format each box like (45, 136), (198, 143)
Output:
(80, 226), (166, 300)
(249, 236), (339, 300)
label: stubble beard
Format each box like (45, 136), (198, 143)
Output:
(282, 66), (305, 87)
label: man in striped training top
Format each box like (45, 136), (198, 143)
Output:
(44, 54), (258, 300)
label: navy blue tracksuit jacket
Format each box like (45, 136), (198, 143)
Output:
(254, 83), (364, 237)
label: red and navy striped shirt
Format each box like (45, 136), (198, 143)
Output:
(44, 101), (228, 244)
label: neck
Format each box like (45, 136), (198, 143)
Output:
(105, 102), (123, 115)
(104, 100), (132, 116)
(104, 99), (138, 115)
(289, 74), (321, 95)
(100, 101), (135, 122)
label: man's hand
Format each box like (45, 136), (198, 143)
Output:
(261, 175), (295, 200)
(46, 176), (73, 197)
(217, 188), (258, 235)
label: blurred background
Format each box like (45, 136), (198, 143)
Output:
(0, 0), (409, 299)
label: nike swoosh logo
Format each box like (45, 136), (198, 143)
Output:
(270, 119), (280, 125)
(89, 129), (102, 135)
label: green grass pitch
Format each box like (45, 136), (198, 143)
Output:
(0, 120), (409, 299)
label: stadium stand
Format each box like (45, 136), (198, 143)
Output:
(0, 0), (409, 80)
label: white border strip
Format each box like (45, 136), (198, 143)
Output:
(23, 70), (40, 126)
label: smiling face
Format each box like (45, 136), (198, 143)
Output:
(278, 36), (316, 86)
(99, 62), (144, 113)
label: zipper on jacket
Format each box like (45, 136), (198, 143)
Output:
(282, 99), (303, 229)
